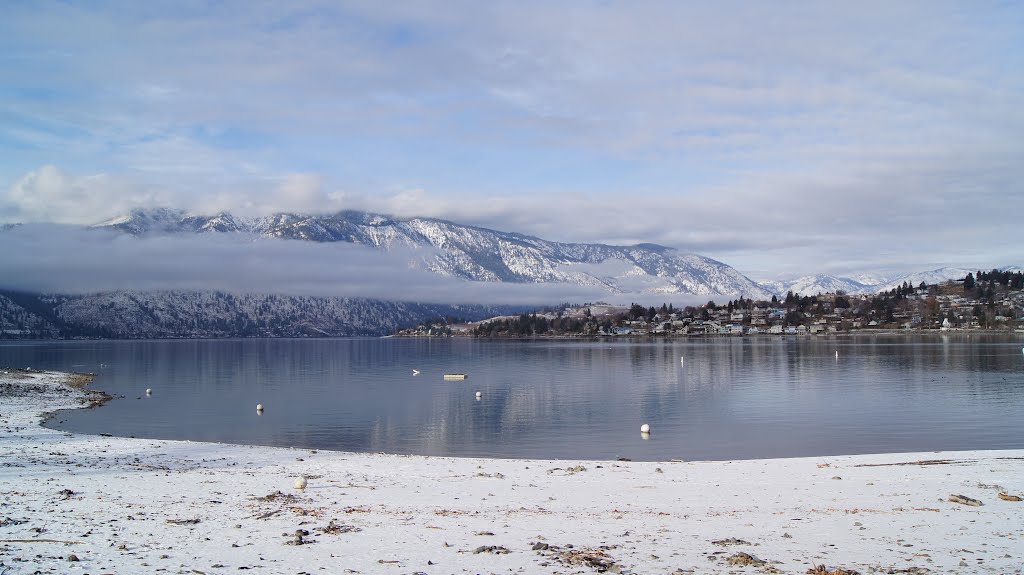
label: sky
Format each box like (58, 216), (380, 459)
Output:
(1, 1), (1022, 282)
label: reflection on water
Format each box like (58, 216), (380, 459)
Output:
(2, 334), (1022, 461)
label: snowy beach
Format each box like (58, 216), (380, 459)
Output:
(1, 369), (1021, 575)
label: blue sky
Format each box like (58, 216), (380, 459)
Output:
(1, 1), (1022, 279)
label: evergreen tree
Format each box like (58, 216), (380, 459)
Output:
(963, 273), (975, 291)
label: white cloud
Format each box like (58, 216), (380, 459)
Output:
(2, 165), (164, 224)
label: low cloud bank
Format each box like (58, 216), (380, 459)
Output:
(0, 225), (706, 307)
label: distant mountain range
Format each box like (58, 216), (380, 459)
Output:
(92, 208), (774, 300)
(758, 267), (1007, 297)
(1, 207), (1017, 339)
(92, 207), (1018, 300)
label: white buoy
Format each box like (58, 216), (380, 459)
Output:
(475, 391), (482, 399)
(835, 350), (839, 359)
(640, 423), (651, 433)
(145, 388), (152, 395)
(294, 476), (307, 491)
(680, 357), (684, 366)
(412, 369), (420, 375)
(256, 403), (264, 413)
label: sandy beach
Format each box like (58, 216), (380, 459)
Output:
(1, 369), (1021, 575)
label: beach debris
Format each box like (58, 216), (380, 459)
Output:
(0, 517), (28, 527)
(998, 492), (1022, 501)
(294, 476), (307, 491)
(712, 537), (754, 546)
(532, 542), (621, 572)
(948, 494), (983, 507)
(0, 538), (81, 544)
(317, 520), (361, 535)
(57, 488), (76, 500)
(640, 423), (651, 433)
(806, 565), (860, 575)
(726, 552), (767, 567)
(548, 465), (587, 475)
(66, 553), (80, 562)
(286, 529), (313, 545)
(473, 545), (510, 554)
(253, 490), (298, 503)
(166, 518), (201, 525)
(854, 459), (958, 467)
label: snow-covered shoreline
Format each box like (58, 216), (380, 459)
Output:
(1, 369), (1021, 574)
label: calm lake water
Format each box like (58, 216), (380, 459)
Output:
(2, 335), (1023, 461)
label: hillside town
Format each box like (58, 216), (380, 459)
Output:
(396, 270), (1024, 337)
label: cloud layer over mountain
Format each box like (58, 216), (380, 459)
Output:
(0, 225), (628, 305)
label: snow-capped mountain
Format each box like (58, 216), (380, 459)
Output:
(847, 272), (895, 287)
(93, 208), (772, 299)
(765, 267), (985, 297)
(762, 274), (869, 297)
(871, 268), (976, 292)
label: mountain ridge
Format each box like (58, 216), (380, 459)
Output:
(0, 289), (519, 339)
(761, 267), (1018, 297)
(92, 208), (773, 299)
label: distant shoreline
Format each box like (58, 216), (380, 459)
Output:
(3, 327), (1023, 342)
(397, 328), (1024, 339)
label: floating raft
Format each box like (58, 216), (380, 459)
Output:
(443, 373), (468, 380)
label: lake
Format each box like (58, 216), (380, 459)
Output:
(2, 335), (1022, 461)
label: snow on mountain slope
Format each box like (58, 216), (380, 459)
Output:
(94, 209), (772, 299)
(766, 268), (978, 296)
(871, 268), (973, 292)
(769, 274), (869, 297)
(3, 291), (512, 338)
